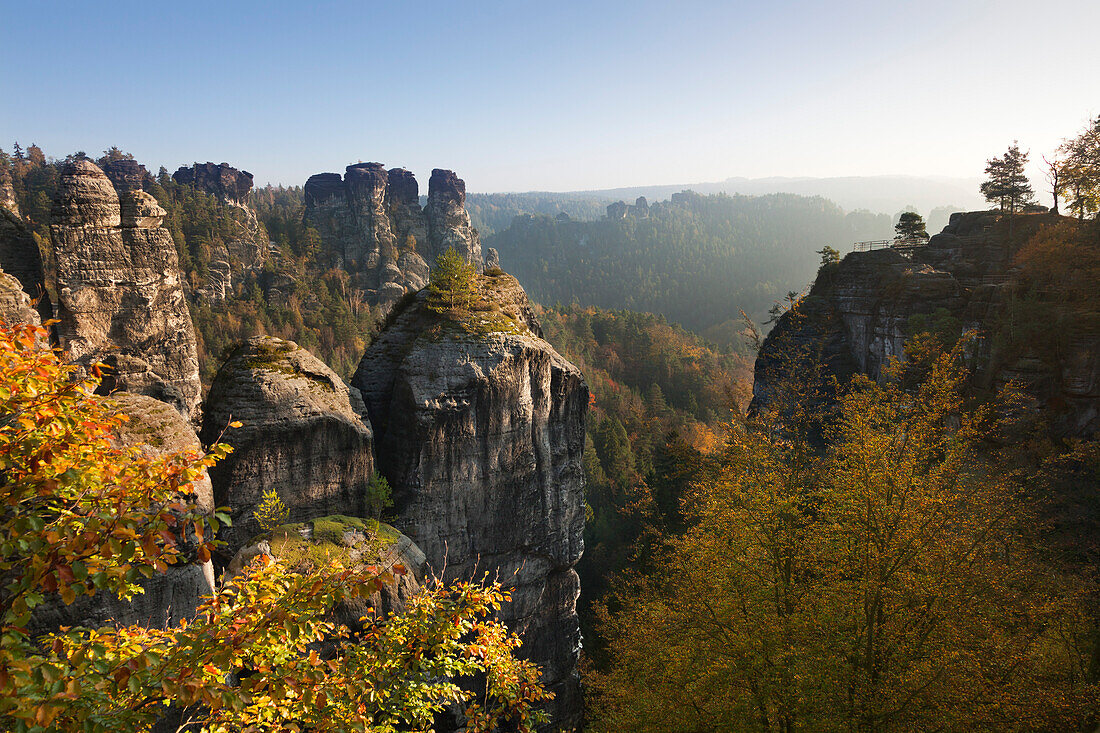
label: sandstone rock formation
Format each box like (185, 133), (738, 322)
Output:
(0, 266), (42, 327)
(172, 162), (269, 298)
(173, 161), (254, 206)
(485, 247), (501, 272)
(352, 273), (586, 729)
(426, 168), (482, 266)
(0, 165), (19, 216)
(752, 211), (1099, 438)
(48, 160), (201, 419)
(304, 163), (481, 310)
(29, 392), (215, 636)
(0, 207), (51, 324)
(606, 197), (649, 220)
(227, 516), (426, 624)
(200, 337), (375, 554)
(102, 158), (154, 192)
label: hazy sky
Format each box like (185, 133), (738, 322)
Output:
(3, 0), (1098, 192)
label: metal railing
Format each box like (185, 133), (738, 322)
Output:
(852, 237), (928, 254)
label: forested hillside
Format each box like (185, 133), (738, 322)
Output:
(533, 305), (752, 644)
(487, 191), (893, 348)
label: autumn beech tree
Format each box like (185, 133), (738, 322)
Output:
(0, 322), (550, 732)
(589, 337), (1096, 732)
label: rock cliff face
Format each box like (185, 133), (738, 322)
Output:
(29, 392), (215, 636)
(753, 211), (1099, 438)
(0, 266), (42, 328)
(0, 165), (19, 217)
(200, 337), (375, 554)
(172, 162), (269, 299)
(173, 161), (254, 206)
(304, 163), (481, 310)
(352, 274), (586, 729)
(48, 160), (201, 419)
(102, 158), (155, 193)
(0, 207), (52, 324)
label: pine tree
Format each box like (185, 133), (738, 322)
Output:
(894, 211), (929, 241)
(428, 246), (477, 312)
(980, 142), (1036, 213)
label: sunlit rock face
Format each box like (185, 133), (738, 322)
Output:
(352, 275), (586, 730)
(303, 163), (482, 312)
(49, 160), (201, 419)
(0, 165), (21, 217)
(752, 211), (1099, 438)
(200, 336), (375, 556)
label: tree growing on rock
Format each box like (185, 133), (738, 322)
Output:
(981, 142), (1037, 213)
(0, 322), (551, 732)
(428, 246), (478, 312)
(894, 211), (929, 241)
(254, 485), (290, 532)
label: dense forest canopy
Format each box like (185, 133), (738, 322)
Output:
(486, 191), (894, 349)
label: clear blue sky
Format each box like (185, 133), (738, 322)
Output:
(2, 0), (1097, 192)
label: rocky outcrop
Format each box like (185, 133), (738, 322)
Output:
(304, 163), (481, 311)
(426, 168), (482, 266)
(29, 392), (215, 636)
(606, 197), (649, 220)
(0, 165), (19, 217)
(0, 207), (51, 324)
(752, 211), (1099, 438)
(102, 158), (154, 193)
(0, 266), (42, 327)
(485, 247), (501, 272)
(227, 516), (426, 624)
(200, 337), (375, 555)
(48, 160), (201, 419)
(352, 273), (586, 729)
(172, 162), (268, 298)
(173, 162), (254, 207)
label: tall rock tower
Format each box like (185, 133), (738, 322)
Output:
(48, 160), (201, 419)
(304, 163), (482, 311)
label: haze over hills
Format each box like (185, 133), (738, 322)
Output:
(466, 174), (984, 235)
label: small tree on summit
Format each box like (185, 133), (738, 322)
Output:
(428, 246), (477, 312)
(894, 212), (929, 241)
(980, 142), (1036, 213)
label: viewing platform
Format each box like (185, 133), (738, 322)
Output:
(852, 237), (927, 257)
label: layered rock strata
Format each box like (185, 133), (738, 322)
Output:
(200, 337), (375, 555)
(48, 160), (201, 419)
(29, 392), (215, 636)
(0, 206), (52, 324)
(352, 273), (586, 729)
(304, 163), (481, 310)
(753, 211), (1099, 437)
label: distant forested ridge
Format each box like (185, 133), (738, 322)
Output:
(486, 191), (893, 348)
(465, 193), (611, 235)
